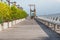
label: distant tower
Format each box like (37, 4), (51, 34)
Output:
(29, 4), (36, 19)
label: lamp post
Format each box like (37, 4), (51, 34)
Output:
(6, 0), (17, 6)
(16, 4), (23, 10)
(13, 1), (16, 6)
(17, 5), (20, 7)
(16, 4), (20, 8)
(0, 0), (2, 2)
(6, 0), (10, 5)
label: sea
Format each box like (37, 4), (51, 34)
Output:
(39, 13), (60, 19)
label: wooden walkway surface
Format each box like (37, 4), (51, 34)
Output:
(0, 18), (60, 40)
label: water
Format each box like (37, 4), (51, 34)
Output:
(39, 13), (60, 18)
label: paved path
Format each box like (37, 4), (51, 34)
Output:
(0, 18), (60, 40)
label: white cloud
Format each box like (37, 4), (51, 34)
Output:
(41, 0), (60, 2)
(49, 0), (60, 2)
(55, 0), (60, 2)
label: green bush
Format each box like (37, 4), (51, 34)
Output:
(17, 8), (28, 19)
(0, 2), (12, 23)
(0, 2), (28, 23)
(11, 6), (18, 20)
(11, 5), (28, 20)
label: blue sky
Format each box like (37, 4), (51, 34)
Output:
(4, 0), (60, 16)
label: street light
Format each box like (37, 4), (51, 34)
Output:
(16, 4), (23, 10)
(16, 4), (20, 8)
(6, 0), (10, 5)
(6, 0), (17, 6)
(0, 0), (3, 2)
(13, 1), (16, 6)
(10, 1), (16, 6)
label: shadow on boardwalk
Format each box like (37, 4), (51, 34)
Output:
(34, 19), (60, 40)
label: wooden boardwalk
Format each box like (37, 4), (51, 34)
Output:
(0, 18), (60, 40)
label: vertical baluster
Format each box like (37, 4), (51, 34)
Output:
(54, 24), (56, 31)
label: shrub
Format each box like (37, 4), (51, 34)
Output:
(11, 5), (28, 20)
(0, 2), (12, 23)
(11, 6), (18, 20)
(16, 8), (28, 19)
(0, 2), (28, 23)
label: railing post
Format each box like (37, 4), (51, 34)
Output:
(54, 24), (56, 31)
(45, 21), (47, 25)
(48, 22), (49, 27)
(57, 25), (60, 29)
(55, 17), (58, 21)
(58, 18), (60, 21)
(49, 23), (52, 27)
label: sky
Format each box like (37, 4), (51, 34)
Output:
(3, 0), (60, 16)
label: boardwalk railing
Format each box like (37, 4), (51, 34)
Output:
(0, 18), (25, 31)
(36, 17), (60, 34)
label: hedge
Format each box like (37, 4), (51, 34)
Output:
(11, 5), (28, 20)
(0, 2), (28, 23)
(0, 2), (12, 23)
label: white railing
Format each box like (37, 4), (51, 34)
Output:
(38, 17), (60, 25)
(0, 18), (26, 31)
(36, 17), (60, 34)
